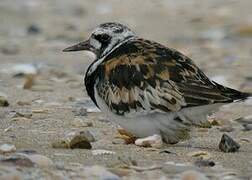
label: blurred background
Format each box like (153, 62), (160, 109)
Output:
(0, 1), (252, 179)
(0, 0), (252, 90)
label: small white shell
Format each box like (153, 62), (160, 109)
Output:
(135, 134), (163, 148)
(92, 149), (116, 155)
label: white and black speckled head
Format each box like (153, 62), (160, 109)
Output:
(63, 22), (136, 58)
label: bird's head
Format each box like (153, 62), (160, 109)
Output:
(63, 22), (136, 58)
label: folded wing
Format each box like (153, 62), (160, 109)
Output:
(95, 38), (248, 117)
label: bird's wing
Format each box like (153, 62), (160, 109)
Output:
(96, 38), (245, 117)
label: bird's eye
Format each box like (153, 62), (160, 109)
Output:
(95, 34), (111, 42)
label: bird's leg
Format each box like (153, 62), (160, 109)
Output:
(116, 128), (137, 144)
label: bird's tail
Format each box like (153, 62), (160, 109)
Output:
(179, 83), (252, 128)
(215, 82), (252, 102)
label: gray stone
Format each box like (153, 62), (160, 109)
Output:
(27, 24), (41, 35)
(194, 160), (215, 167)
(0, 96), (9, 107)
(52, 130), (94, 149)
(219, 134), (240, 153)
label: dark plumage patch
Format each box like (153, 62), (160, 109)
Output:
(108, 64), (144, 89)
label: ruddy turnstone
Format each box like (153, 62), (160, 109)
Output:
(63, 22), (251, 144)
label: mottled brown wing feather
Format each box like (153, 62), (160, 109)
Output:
(95, 38), (247, 116)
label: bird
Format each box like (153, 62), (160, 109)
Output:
(63, 22), (251, 144)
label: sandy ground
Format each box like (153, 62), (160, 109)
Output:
(0, 0), (252, 179)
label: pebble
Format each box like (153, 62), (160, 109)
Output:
(219, 134), (240, 153)
(52, 130), (93, 149)
(92, 149), (116, 155)
(209, 119), (221, 126)
(27, 24), (41, 35)
(187, 151), (211, 160)
(178, 170), (209, 180)
(11, 64), (38, 77)
(117, 128), (136, 144)
(23, 74), (36, 89)
(0, 96), (9, 107)
(71, 118), (93, 127)
(194, 160), (215, 167)
(0, 144), (16, 153)
(31, 85), (54, 92)
(32, 109), (49, 113)
(135, 134), (163, 148)
(79, 130), (96, 142)
(236, 25), (252, 36)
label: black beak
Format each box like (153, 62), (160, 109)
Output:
(63, 40), (91, 52)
